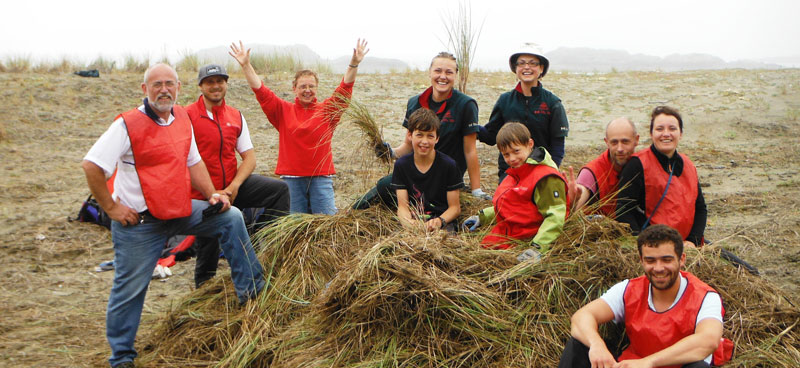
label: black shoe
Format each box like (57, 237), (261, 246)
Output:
(113, 362), (135, 368)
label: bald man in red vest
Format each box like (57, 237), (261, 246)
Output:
(574, 117), (639, 216)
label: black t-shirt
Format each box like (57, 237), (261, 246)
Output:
(391, 151), (464, 217)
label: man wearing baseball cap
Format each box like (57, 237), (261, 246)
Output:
(480, 43), (570, 182)
(186, 64), (290, 288)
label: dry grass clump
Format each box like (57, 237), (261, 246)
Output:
(323, 93), (392, 165)
(441, 0), (484, 94)
(123, 54), (150, 73)
(4, 55), (31, 73)
(141, 208), (800, 367)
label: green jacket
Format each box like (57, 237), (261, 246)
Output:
(477, 147), (567, 250)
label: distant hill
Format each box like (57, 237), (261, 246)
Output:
(546, 47), (784, 72)
(194, 44), (409, 73)
(759, 55), (800, 68)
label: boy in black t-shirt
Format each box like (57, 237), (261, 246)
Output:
(392, 108), (464, 231)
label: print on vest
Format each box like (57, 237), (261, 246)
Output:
(534, 102), (551, 115)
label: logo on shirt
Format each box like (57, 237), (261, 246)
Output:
(534, 102), (551, 115)
(441, 111), (454, 125)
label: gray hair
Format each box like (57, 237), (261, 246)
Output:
(143, 63), (179, 84)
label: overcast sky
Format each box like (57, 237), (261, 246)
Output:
(4, 0), (798, 70)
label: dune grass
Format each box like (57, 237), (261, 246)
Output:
(441, 0), (484, 94)
(139, 203), (800, 367)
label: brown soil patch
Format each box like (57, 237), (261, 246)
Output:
(1, 68), (798, 366)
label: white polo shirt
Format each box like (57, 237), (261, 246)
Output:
(84, 105), (202, 213)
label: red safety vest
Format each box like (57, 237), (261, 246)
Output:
(185, 96), (243, 200)
(482, 162), (568, 249)
(619, 271), (733, 366)
(581, 149), (620, 217)
(122, 106), (192, 220)
(636, 149), (698, 239)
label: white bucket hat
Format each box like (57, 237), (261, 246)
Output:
(509, 42), (549, 77)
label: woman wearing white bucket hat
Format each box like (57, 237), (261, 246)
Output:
(480, 43), (569, 183)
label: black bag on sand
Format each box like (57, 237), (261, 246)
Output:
(74, 69), (99, 77)
(69, 194), (111, 229)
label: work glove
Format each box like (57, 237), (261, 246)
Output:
(476, 125), (490, 143)
(471, 188), (492, 201)
(152, 264), (173, 279)
(517, 248), (542, 264)
(374, 141), (395, 160)
(462, 215), (481, 231)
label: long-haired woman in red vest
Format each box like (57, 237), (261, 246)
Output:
(615, 106), (707, 248)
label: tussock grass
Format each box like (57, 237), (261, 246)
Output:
(4, 55), (32, 73)
(123, 54), (150, 73)
(31, 58), (77, 74)
(140, 205), (800, 367)
(251, 53), (302, 75)
(326, 94), (392, 165)
(177, 50), (203, 74)
(87, 55), (116, 73)
(441, 0), (484, 94)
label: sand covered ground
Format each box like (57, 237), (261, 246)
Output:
(1, 68), (798, 367)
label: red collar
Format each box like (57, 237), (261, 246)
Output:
(514, 82), (540, 95)
(195, 95), (228, 119)
(419, 86), (452, 114)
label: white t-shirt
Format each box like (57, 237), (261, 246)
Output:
(205, 110), (254, 154)
(600, 274), (722, 363)
(83, 105), (202, 213)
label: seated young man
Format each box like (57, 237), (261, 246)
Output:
(559, 224), (733, 368)
(391, 108), (463, 232)
(463, 122), (569, 258)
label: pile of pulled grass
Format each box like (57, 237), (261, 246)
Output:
(141, 206), (800, 367)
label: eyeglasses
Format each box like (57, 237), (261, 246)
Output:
(296, 83), (317, 90)
(516, 60), (541, 67)
(150, 80), (177, 90)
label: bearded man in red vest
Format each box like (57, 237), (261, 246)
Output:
(558, 224), (733, 368)
(187, 64), (289, 288)
(81, 63), (264, 368)
(573, 117), (639, 216)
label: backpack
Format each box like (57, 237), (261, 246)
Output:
(70, 194), (111, 229)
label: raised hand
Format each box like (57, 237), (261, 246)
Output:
(229, 40), (251, 67)
(350, 38), (369, 66)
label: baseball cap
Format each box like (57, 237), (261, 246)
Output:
(198, 64), (229, 85)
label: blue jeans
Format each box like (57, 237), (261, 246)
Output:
(283, 176), (337, 214)
(106, 200), (264, 367)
